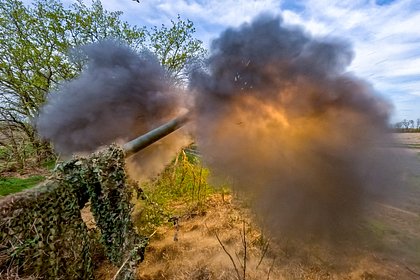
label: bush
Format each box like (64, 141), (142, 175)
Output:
(133, 148), (214, 235)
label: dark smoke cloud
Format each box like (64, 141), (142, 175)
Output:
(191, 14), (402, 242)
(37, 40), (185, 155)
(37, 40), (190, 179)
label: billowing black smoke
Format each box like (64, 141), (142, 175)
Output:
(37, 40), (191, 179)
(190, 14), (401, 242)
(37, 40), (184, 155)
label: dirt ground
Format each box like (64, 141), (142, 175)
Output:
(128, 193), (419, 280)
(94, 198), (420, 280)
(93, 134), (420, 280)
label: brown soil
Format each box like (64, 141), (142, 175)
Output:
(135, 194), (283, 279)
(96, 192), (420, 280)
(0, 166), (51, 178)
(94, 144), (420, 279)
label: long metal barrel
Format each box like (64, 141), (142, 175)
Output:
(123, 112), (191, 158)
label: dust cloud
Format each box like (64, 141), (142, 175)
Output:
(191, 14), (403, 242)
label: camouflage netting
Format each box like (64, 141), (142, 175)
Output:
(0, 180), (92, 279)
(0, 145), (147, 280)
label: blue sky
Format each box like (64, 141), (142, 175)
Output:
(23, 0), (420, 123)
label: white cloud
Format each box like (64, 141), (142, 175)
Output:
(282, 0), (420, 122)
(100, 0), (283, 47)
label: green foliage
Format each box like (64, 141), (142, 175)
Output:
(41, 158), (57, 170)
(68, 0), (146, 48)
(0, 175), (44, 196)
(147, 15), (206, 83)
(0, 0), (206, 171)
(0, 0), (145, 168)
(134, 148), (214, 235)
(0, 0), (145, 110)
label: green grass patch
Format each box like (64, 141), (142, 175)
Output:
(42, 158), (57, 170)
(362, 217), (420, 264)
(0, 175), (45, 196)
(132, 148), (219, 235)
(366, 219), (391, 238)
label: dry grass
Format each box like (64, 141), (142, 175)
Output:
(393, 133), (420, 145)
(91, 190), (420, 280)
(136, 194), (284, 280)
(0, 269), (39, 280)
(92, 143), (420, 280)
(114, 193), (418, 280)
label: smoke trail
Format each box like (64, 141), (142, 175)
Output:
(191, 14), (402, 242)
(37, 40), (189, 178)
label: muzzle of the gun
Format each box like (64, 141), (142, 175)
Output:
(123, 112), (191, 158)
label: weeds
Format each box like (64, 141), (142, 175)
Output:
(211, 222), (242, 280)
(0, 268), (40, 280)
(256, 236), (271, 270)
(0, 176), (45, 196)
(210, 218), (278, 280)
(133, 147), (215, 235)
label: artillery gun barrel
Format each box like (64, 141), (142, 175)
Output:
(123, 112), (191, 158)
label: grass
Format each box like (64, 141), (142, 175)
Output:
(132, 148), (219, 235)
(0, 175), (45, 196)
(42, 158), (57, 170)
(363, 216), (420, 266)
(366, 219), (393, 239)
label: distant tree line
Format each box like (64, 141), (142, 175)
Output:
(394, 119), (420, 132)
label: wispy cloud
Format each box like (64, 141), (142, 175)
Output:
(281, 0), (420, 121)
(101, 0), (283, 46)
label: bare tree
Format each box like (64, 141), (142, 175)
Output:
(409, 119), (415, 129)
